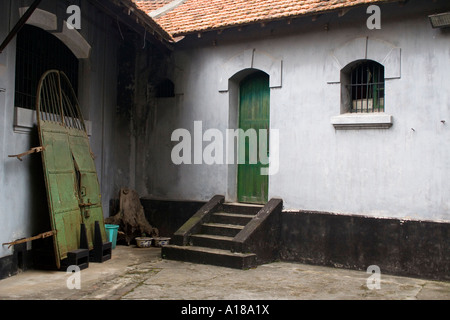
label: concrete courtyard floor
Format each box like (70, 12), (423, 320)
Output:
(0, 245), (448, 301)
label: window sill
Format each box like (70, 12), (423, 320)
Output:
(330, 113), (393, 130)
(14, 107), (92, 135)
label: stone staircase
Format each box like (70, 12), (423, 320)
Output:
(161, 195), (283, 269)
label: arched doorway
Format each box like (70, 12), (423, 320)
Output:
(237, 71), (270, 204)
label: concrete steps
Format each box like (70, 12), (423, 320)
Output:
(211, 212), (255, 225)
(162, 245), (257, 269)
(190, 234), (234, 250)
(201, 222), (244, 237)
(162, 201), (263, 269)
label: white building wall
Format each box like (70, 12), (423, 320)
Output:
(143, 0), (450, 222)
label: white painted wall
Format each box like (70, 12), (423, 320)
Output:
(142, 0), (450, 222)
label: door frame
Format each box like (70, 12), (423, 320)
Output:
(226, 68), (270, 204)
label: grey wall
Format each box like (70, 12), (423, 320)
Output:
(0, 0), (134, 260)
(141, 0), (450, 222)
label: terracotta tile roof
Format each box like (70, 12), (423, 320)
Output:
(132, 0), (173, 13)
(134, 0), (394, 37)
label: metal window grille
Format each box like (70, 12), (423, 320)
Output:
(348, 60), (385, 113)
(15, 24), (79, 110)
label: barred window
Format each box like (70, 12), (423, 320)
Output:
(15, 24), (79, 110)
(347, 60), (385, 113)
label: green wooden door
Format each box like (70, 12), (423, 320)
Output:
(237, 72), (270, 204)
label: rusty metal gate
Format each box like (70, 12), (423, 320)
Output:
(36, 70), (109, 269)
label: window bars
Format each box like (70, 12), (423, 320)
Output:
(37, 70), (86, 133)
(348, 60), (385, 113)
(15, 25), (79, 110)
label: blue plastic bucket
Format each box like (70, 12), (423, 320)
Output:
(105, 224), (119, 249)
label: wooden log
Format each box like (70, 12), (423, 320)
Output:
(105, 188), (159, 245)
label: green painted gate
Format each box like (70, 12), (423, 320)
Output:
(237, 71), (270, 204)
(37, 70), (107, 268)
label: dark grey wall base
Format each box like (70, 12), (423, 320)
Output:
(280, 211), (449, 281)
(142, 198), (449, 281)
(0, 242), (33, 281)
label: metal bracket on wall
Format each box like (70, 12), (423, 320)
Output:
(2, 231), (55, 249)
(0, 88), (5, 93)
(8, 146), (45, 161)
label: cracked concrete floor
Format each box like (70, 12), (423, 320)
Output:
(0, 245), (448, 301)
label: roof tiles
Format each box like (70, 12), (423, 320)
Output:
(132, 0), (173, 13)
(133, 0), (393, 37)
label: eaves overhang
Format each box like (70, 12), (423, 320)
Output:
(89, 0), (175, 49)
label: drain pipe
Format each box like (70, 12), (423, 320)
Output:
(0, 0), (42, 54)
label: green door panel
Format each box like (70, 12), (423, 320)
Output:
(69, 127), (107, 249)
(237, 72), (270, 204)
(39, 122), (82, 268)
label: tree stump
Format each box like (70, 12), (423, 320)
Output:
(105, 188), (159, 245)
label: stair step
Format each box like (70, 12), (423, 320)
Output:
(190, 234), (234, 250)
(201, 222), (244, 237)
(210, 212), (255, 225)
(222, 203), (263, 215)
(161, 245), (257, 269)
